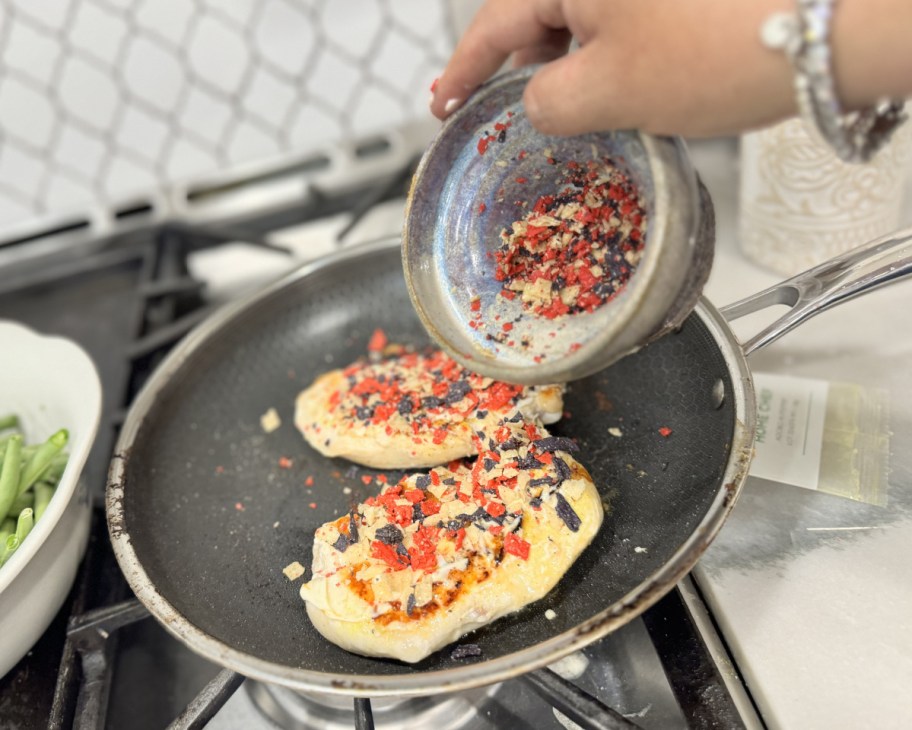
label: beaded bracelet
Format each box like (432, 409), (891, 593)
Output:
(761, 0), (907, 163)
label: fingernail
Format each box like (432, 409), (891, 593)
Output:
(443, 98), (463, 116)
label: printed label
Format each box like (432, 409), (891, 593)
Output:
(750, 372), (829, 490)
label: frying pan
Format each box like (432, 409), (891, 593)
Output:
(107, 228), (912, 697)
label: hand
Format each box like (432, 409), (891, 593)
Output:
(430, 0), (911, 138)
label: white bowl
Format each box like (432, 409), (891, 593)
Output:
(0, 321), (101, 678)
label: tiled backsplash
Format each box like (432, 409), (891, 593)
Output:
(0, 0), (468, 230)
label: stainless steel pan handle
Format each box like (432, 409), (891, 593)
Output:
(720, 225), (912, 355)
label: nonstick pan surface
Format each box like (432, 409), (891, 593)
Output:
(107, 239), (754, 695)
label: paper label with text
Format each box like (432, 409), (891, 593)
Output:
(750, 372), (829, 490)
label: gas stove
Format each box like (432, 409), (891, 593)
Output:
(0, 132), (762, 730)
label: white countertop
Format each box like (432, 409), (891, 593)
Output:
(689, 140), (912, 730)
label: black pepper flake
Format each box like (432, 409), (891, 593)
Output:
(406, 593), (416, 616)
(475, 410), (488, 419)
(395, 542), (410, 559)
(446, 514), (474, 531)
(516, 453), (542, 470)
(397, 396), (414, 416)
(450, 643), (482, 660)
(508, 412), (524, 423)
(499, 438), (520, 450)
(442, 477), (456, 485)
(483, 458), (496, 471)
(529, 497), (543, 508)
(422, 396), (445, 409)
(553, 456), (572, 483)
(554, 492), (582, 532)
(529, 477), (553, 487)
(355, 405), (374, 421)
(412, 503), (424, 522)
(415, 475), (431, 489)
(445, 381), (472, 404)
(376, 524), (404, 544)
(348, 513), (359, 543)
(331, 534), (350, 553)
(533, 436), (579, 453)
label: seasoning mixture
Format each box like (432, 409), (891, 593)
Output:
(294, 334), (564, 469)
(298, 412), (603, 663)
(494, 158), (647, 319)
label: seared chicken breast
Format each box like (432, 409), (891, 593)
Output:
(295, 349), (564, 469)
(299, 416), (603, 663)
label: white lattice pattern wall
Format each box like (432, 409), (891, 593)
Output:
(0, 0), (459, 229)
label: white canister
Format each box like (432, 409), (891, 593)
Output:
(739, 117), (912, 276)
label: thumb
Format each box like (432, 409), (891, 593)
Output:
(523, 46), (632, 136)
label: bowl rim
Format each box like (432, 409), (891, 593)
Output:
(0, 320), (102, 592)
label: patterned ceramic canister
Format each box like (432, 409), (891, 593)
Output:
(739, 117), (912, 276)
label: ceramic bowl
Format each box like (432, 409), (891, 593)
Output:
(0, 321), (101, 678)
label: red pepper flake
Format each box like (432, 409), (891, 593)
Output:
(367, 328), (387, 353)
(390, 503), (413, 526)
(515, 177), (527, 184)
(308, 502), (317, 509)
(504, 532), (530, 560)
(517, 149), (528, 160)
(304, 475), (314, 487)
(502, 322), (513, 332)
(478, 202), (486, 215)
(372, 540), (409, 570)
(215, 465), (225, 475)
(658, 426), (673, 437)
(432, 428), (448, 445)
(377, 474), (388, 484)
(568, 342), (582, 353)
(234, 501), (245, 511)
(485, 501), (506, 518)
(361, 475), (374, 485)
(430, 470), (441, 486)
(278, 456), (293, 469)
(420, 498), (441, 516)
(470, 297), (481, 312)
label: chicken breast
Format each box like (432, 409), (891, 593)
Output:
(299, 416), (603, 663)
(295, 349), (564, 469)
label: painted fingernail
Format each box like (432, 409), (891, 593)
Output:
(443, 97), (463, 115)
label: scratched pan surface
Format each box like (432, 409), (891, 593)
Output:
(107, 238), (752, 696)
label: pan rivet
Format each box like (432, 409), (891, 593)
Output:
(711, 379), (725, 409)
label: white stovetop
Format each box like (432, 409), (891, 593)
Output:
(690, 140), (912, 730)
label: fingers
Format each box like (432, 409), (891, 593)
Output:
(522, 45), (628, 136)
(512, 28), (573, 69)
(430, 0), (567, 120)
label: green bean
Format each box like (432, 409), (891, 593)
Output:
(34, 483), (54, 521)
(8, 491), (32, 516)
(41, 453), (69, 485)
(15, 508), (33, 543)
(0, 534), (20, 566)
(16, 429), (68, 497)
(0, 436), (23, 521)
(0, 414), (19, 432)
(0, 518), (14, 544)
